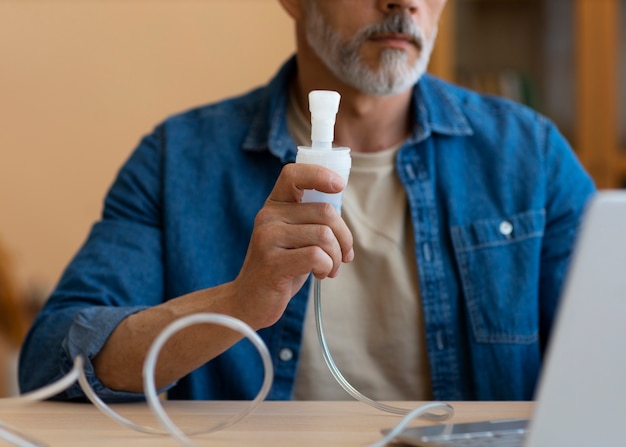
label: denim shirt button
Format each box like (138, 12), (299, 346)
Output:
(436, 330), (446, 350)
(279, 348), (294, 362)
(405, 164), (416, 180)
(499, 220), (513, 237)
(422, 243), (432, 262)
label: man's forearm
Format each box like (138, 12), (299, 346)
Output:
(93, 281), (245, 393)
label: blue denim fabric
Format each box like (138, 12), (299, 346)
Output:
(18, 56), (595, 402)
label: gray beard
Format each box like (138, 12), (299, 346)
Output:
(305, 5), (437, 96)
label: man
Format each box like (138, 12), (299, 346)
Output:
(19, 0), (595, 402)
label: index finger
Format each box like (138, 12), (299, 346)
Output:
(269, 163), (346, 204)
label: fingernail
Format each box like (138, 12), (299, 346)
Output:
(331, 176), (345, 191)
(345, 248), (354, 263)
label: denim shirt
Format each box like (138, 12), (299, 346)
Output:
(19, 57), (595, 402)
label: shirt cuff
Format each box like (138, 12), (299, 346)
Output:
(60, 306), (175, 402)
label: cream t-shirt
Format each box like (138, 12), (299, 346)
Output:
(287, 93), (432, 401)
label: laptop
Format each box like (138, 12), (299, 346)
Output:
(390, 190), (626, 446)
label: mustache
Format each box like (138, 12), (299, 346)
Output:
(359, 13), (425, 50)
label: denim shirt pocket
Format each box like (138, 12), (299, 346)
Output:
(451, 209), (546, 344)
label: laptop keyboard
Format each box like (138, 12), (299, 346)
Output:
(405, 431), (526, 447)
(391, 418), (529, 447)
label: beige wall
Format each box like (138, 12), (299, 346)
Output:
(0, 1), (294, 297)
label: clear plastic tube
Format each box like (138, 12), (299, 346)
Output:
(142, 313), (274, 447)
(0, 313), (274, 447)
(313, 277), (454, 446)
(0, 421), (47, 447)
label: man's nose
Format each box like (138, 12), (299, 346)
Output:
(378, 0), (419, 14)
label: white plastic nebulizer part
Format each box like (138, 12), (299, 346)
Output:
(309, 90), (340, 149)
(296, 90), (351, 214)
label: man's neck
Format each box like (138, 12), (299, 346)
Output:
(334, 91), (413, 153)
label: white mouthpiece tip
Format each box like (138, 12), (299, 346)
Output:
(309, 90), (341, 116)
(309, 90), (341, 149)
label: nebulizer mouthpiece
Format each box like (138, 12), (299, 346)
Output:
(296, 90), (351, 213)
(309, 90), (340, 149)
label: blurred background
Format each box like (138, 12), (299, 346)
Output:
(0, 0), (624, 396)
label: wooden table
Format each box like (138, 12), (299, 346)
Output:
(0, 400), (533, 446)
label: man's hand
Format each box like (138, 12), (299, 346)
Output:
(233, 163), (354, 330)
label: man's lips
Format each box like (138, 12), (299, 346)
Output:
(370, 33), (421, 50)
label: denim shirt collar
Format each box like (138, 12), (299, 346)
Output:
(241, 56), (473, 160)
(409, 73), (474, 144)
(241, 57), (298, 163)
